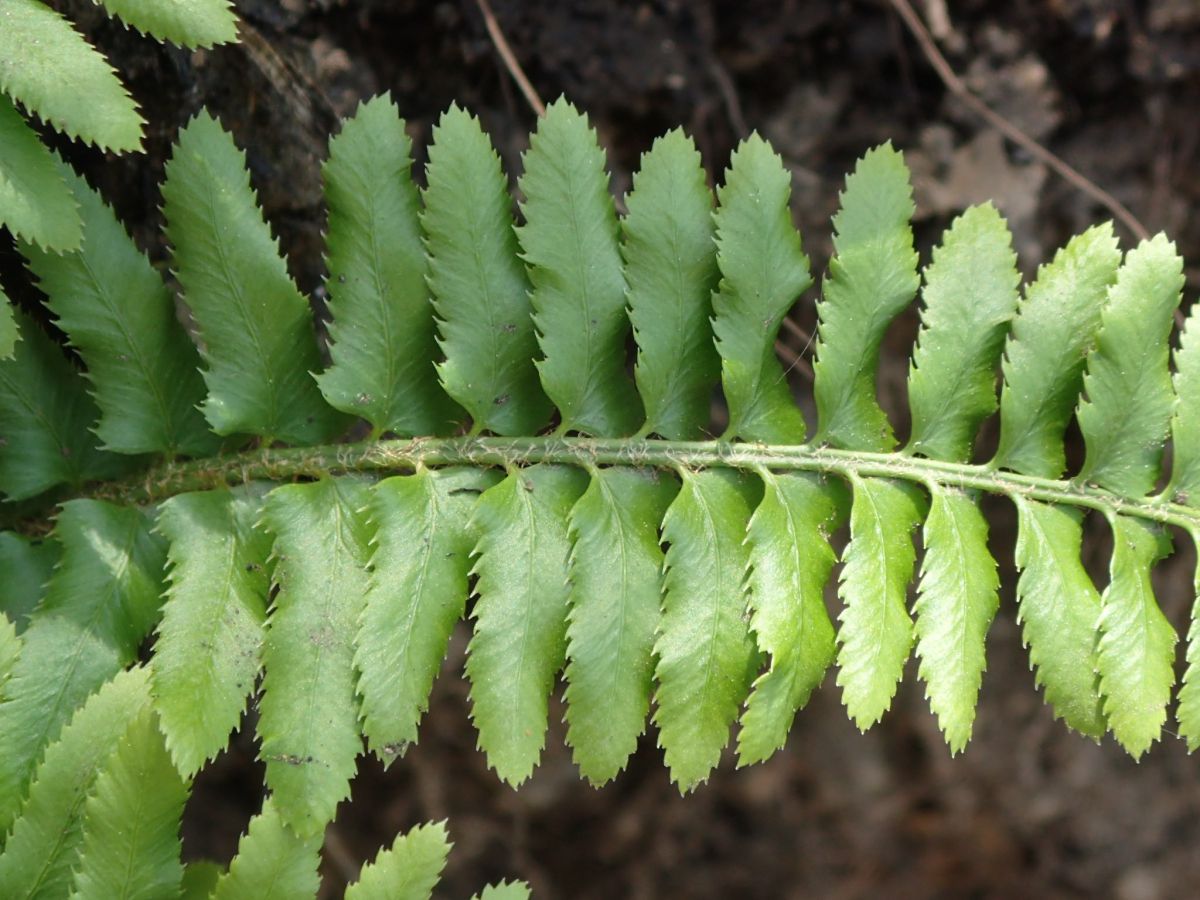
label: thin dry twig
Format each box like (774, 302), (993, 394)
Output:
(781, 315), (815, 354)
(775, 339), (815, 381)
(779, 316), (817, 381)
(706, 56), (750, 139)
(886, 0), (1150, 242)
(474, 0), (546, 117)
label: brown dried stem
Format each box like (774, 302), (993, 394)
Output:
(886, 0), (1150, 242)
(474, 0), (546, 117)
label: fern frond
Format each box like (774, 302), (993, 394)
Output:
(152, 487), (272, 776)
(344, 821), (450, 900)
(424, 104), (550, 436)
(654, 469), (760, 790)
(812, 142), (918, 451)
(0, 501), (164, 838)
(623, 128), (720, 440)
(9, 100), (1200, 879)
(711, 134), (810, 443)
(564, 467), (675, 783)
(517, 97), (641, 436)
(0, 667), (153, 897)
(68, 708), (187, 900)
(0, 0), (143, 151)
(317, 95), (461, 437)
(162, 112), (346, 445)
(211, 798), (322, 900)
(356, 468), (498, 764)
(257, 478), (372, 835)
(0, 96), (80, 251)
(466, 464), (586, 784)
(92, 0), (238, 47)
(739, 471), (845, 766)
(23, 162), (215, 457)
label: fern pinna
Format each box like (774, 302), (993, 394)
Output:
(0, 93), (1197, 895)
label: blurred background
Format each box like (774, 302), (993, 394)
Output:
(4, 1), (1200, 896)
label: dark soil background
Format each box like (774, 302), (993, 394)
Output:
(7, 1), (1200, 897)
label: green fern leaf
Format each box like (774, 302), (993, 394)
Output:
(6, 104), (1200, 813)
(467, 464), (587, 785)
(316, 95), (460, 437)
(0, 0), (143, 151)
(356, 468), (499, 764)
(0, 532), (57, 632)
(162, 111), (345, 444)
(92, 0), (238, 47)
(907, 204), (1019, 462)
(0, 312), (132, 500)
(836, 476), (924, 728)
(1096, 515), (1175, 757)
(0, 615), (18, 689)
(23, 163), (215, 457)
(424, 104), (550, 436)
(812, 143), (918, 451)
(711, 134), (810, 443)
(993, 224), (1120, 477)
(344, 821), (450, 900)
(258, 478), (372, 835)
(152, 487), (272, 776)
(623, 128), (720, 440)
(516, 98), (641, 436)
(1012, 499), (1105, 737)
(68, 709), (187, 900)
(913, 486), (999, 752)
(474, 882), (532, 900)
(211, 799), (321, 900)
(0, 667), (153, 898)
(0, 96), (80, 251)
(654, 469), (760, 790)
(1076, 235), (1184, 496)
(0, 501), (164, 838)
(564, 467), (676, 783)
(738, 472), (845, 766)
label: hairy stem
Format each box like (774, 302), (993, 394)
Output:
(21, 437), (1191, 534)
